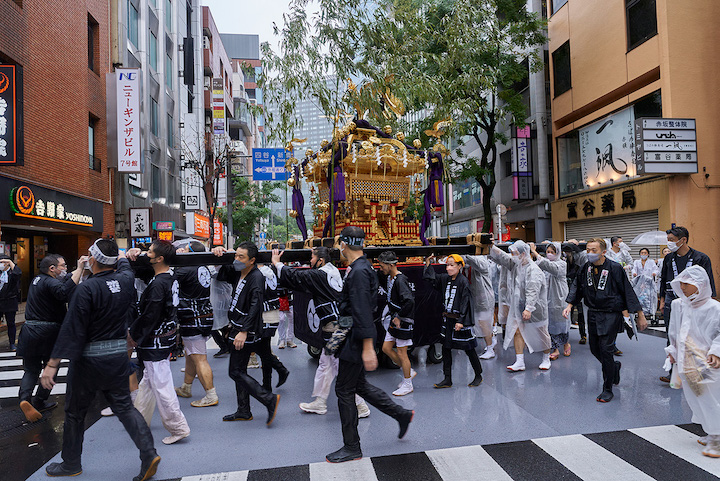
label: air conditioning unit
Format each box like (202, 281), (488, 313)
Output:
(203, 36), (210, 49)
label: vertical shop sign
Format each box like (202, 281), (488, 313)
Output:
(0, 65), (19, 164)
(116, 69), (141, 173)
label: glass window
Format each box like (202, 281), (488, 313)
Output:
(627, 0), (657, 50)
(165, 0), (172, 31)
(152, 164), (161, 201)
(151, 98), (158, 136)
(88, 117), (96, 170)
(166, 53), (172, 90)
(551, 0), (568, 14)
(633, 89), (662, 119)
(557, 132), (581, 196)
(149, 32), (157, 70)
(127, 1), (139, 47)
(552, 41), (571, 97)
(88, 15), (99, 71)
(167, 113), (174, 148)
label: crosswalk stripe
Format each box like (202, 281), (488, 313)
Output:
(0, 383), (67, 398)
(0, 351), (17, 358)
(630, 425), (720, 477)
(532, 434), (654, 481)
(0, 358), (23, 367)
(426, 445), (513, 481)
(309, 457), (379, 481)
(181, 471), (248, 481)
(0, 366), (68, 380)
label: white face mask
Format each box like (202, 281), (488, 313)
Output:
(547, 252), (558, 261)
(640, 254), (648, 260)
(688, 291), (700, 302)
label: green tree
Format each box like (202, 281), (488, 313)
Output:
(218, 178), (283, 245)
(359, 0), (547, 232)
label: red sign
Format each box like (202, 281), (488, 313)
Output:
(213, 218), (223, 246)
(194, 213), (210, 239)
(157, 231), (173, 242)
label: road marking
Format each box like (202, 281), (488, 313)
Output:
(0, 351), (18, 358)
(181, 471), (248, 481)
(630, 425), (720, 477)
(0, 367), (67, 380)
(0, 383), (67, 399)
(533, 434), (654, 481)
(0, 359), (23, 367)
(309, 457), (379, 481)
(426, 445), (513, 481)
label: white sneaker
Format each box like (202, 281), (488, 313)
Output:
(287, 341), (298, 348)
(101, 407), (114, 417)
(393, 380), (414, 396)
(247, 354), (260, 368)
(539, 358), (552, 370)
(278, 341), (286, 349)
(299, 397), (327, 415)
(702, 437), (720, 458)
(699, 435), (711, 446)
(492, 325), (499, 335)
(357, 401), (371, 418)
(398, 369), (418, 388)
(162, 431), (190, 445)
(507, 361), (526, 372)
(479, 347), (496, 360)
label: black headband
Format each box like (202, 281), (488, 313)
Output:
(340, 235), (364, 247)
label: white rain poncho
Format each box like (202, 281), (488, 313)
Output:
(490, 242), (550, 353)
(632, 258), (659, 316)
(463, 255), (495, 339)
(665, 265), (720, 434)
(535, 243), (569, 336)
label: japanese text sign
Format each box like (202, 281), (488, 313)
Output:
(116, 69), (141, 173)
(0, 65), (18, 164)
(129, 208), (151, 237)
(252, 148), (288, 181)
(194, 212), (210, 239)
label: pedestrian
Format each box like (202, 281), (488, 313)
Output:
(271, 247), (371, 418)
(424, 253), (483, 388)
(462, 250), (497, 359)
(532, 242), (570, 360)
(173, 241), (219, 408)
(606, 236), (633, 266)
(564, 238), (648, 402)
(277, 290), (297, 349)
(326, 226), (413, 463)
(632, 247), (659, 320)
(659, 226), (716, 383)
(490, 241), (552, 372)
(16, 254), (81, 422)
(39, 239), (160, 480)
(563, 242), (587, 344)
(377, 251), (416, 396)
(0, 254), (21, 351)
(664, 266), (720, 458)
(256, 263), (290, 391)
(212, 242), (280, 425)
(127, 241), (191, 445)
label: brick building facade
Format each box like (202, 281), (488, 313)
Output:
(0, 0), (113, 298)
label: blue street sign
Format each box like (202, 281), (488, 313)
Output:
(252, 148), (289, 181)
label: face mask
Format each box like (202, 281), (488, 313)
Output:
(512, 255), (522, 265)
(587, 253), (601, 263)
(233, 260), (246, 271)
(641, 254), (648, 260)
(667, 241), (680, 253)
(57, 270), (68, 279)
(688, 291), (700, 302)
(547, 252), (558, 261)
(84, 259), (93, 271)
(311, 260), (322, 270)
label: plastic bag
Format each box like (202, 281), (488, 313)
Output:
(210, 278), (233, 330)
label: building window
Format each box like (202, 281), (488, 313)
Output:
(551, 0), (568, 14)
(149, 32), (158, 70)
(128, 1), (139, 47)
(88, 14), (99, 72)
(633, 89), (662, 119)
(152, 164), (162, 201)
(151, 98), (159, 136)
(165, 0), (172, 31)
(167, 113), (174, 148)
(626, 0), (657, 51)
(166, 53), (173, 90)
(552, 41), (571, 97)
(89, 117), (100, 171)
(557, 131), (581, 196)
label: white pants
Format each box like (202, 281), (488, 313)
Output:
(134, 358), (190, 436)
(312, 350), (364, 405)
(278, 308), (294, 342)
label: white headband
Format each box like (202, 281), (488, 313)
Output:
(89, 240), (118, 265)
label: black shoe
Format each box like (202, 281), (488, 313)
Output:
(133, 455), (161, 481)
(266, 394), (280, 426)
(614, 362), (621, 385)
(326, 445), (363, 463)
(222, 411), (253, 422)
(579, 337), (587, 345)
(213, 348), (230, 358)
(46, 462), (82, 477)
(659, 375), (671, 383)
(468, 375), (483, 387)
(397, 410), (414, 439)
(277, 368), (290, 388)
(434, 377), (452, 389)
(596, 390), (614, 403)
(33, 399), (58, 413)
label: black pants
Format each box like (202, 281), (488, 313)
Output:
(19, 356), (53, 403)
(575, 305), (586, 339)
(2, 311), (16, 345)
(256, 337), (288, 391)
(62, 355), (156, 470)
(228, 341), (274, 416)
(336, 359), (407, 450)
(587, 313), (620, 392)
(212, 328), (230, 351)
(442, 347), (482, 379)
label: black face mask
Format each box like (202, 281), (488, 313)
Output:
(311, 260), (322, 270)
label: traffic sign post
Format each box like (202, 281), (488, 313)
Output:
(252, 148), (289, 181)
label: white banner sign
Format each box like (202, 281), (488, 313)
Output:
(129, 207), (151, 237)
(116, 69), (141, 173)
(579, 107), (637, 188)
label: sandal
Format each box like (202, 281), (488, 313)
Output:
(564, 344), (571, 357)
(549, 351), (560, 361)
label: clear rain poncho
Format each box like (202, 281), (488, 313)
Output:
(463, 255), (495, 339)
(535, 242), (570, 336)
(665, 265), (720, 434)
(490, 241), (551, 353)
(632, 258), (659, 316)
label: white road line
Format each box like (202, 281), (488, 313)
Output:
(181, 471), (249, 481)
(0, 383), (67, 399)
(0, 367), (68, 380)
(309, 457), (379, 481)
(0, 351), (18, 358)
(630, 425), (720, 477)
(0, 359), (23, 367)
(532, 434), (654, 481)
(426, 445), (513, 481)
